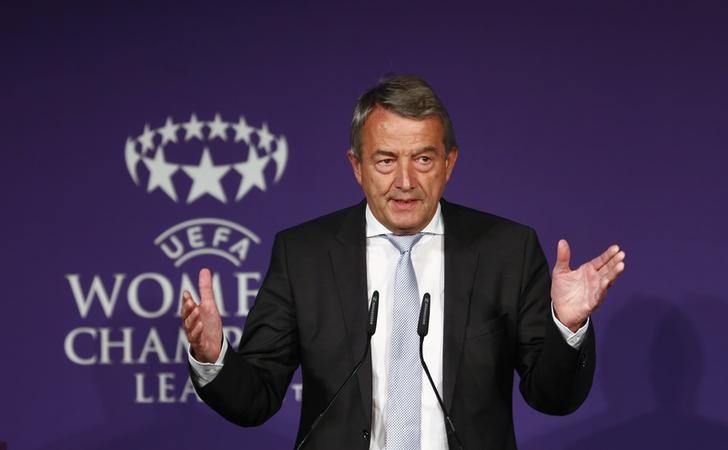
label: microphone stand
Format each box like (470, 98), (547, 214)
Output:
(418, 293), (464, 450)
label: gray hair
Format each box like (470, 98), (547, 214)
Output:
(349, 74), (458, 158)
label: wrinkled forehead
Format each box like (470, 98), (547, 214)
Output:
(360, 107), (446, 155)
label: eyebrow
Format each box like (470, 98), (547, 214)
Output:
(372, 146), (439, 158)
(412, 146), (439, 156)
(372, 149), (397, 158)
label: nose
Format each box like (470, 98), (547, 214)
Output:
(394, 160), (415, 190)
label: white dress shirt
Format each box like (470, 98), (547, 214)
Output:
(365, 203), (447, 450)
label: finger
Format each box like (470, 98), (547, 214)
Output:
(553, 239), (571, 274)
(181, 291), (196, 320)
(597, 260), (626, 294)
(598, 250), (626, 277)
(183, 307), (199, 333)
(589, 244), (620, 271)
(604, 261), (626, 286)
(199, 268), (215, 306)
(189, 320), (204, 344)
(598, 277), (612, 300)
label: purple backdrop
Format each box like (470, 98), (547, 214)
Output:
(2, 1), (727, 449)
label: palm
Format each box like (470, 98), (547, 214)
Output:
(196, 292), (223, 358)
(551, 240), (625, 331)
(181, 268), (223, 363)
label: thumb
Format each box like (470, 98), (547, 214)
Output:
(198, 268), (216, 307)
(553, 239), (571, 274)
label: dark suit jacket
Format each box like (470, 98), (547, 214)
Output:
(194, 200), (595, 449)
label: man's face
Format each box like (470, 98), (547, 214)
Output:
(348, 106), (458, 235)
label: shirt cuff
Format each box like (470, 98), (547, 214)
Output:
(551, 302), (589, 350)
(188, 338), (228, 387)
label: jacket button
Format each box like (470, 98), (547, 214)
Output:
(578, 354), (588, 368)
(362, 430), (370, 440)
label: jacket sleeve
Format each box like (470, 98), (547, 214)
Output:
(192, 232), (300, 426)
(515, 228), (596, 415)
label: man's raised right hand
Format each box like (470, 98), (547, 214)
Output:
(181, 268), (223, 363)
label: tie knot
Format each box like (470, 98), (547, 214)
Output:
(385, 233), (423, 254)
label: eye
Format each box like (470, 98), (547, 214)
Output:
(414, 155), (434, 169)
(374, 158), (396, 172)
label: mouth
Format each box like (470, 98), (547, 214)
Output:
(389, 198), (420, 210)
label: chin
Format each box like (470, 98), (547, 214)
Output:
(389, 220), (424, 234)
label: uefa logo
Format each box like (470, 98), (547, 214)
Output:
(61, 112), (293, 407)
(124, 113), (288, 204)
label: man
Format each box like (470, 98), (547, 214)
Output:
(182, 75), (626, 449)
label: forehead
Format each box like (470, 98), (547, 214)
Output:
(360, 107), (445, 154)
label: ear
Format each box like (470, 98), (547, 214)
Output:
(347, 149), (363, 186)
(444, 147), (458, 182)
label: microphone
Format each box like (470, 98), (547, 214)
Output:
(418, 293), (464, 450)
(296, 290), (379, 450)
(367, 290), (379, 336)
(417, 292), (431, 337)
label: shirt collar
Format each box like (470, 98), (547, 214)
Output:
(365, 202), (443, 237)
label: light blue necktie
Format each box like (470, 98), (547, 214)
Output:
(385, 233), (423, 450)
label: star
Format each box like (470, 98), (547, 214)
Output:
(257, 122), (275, 153)
(158, 116), (180, 145)
(233, 145), (270, 200)
(143, 147), (179, 202)
(183, 147), (231, 203)
(270, 135), (288, 183)
(183, 114), (205, 141)
(207, 113), (229, 141)
(138, 123), (156, 153)
(124, 137), (141, 185)
(232, 116), (255, 144)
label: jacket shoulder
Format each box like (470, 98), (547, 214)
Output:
(276, 202), (364, 243)
(442, 200), (537, 241)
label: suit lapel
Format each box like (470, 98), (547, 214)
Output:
(329, 202), (372, 425)
(442, 200), (478, 408)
